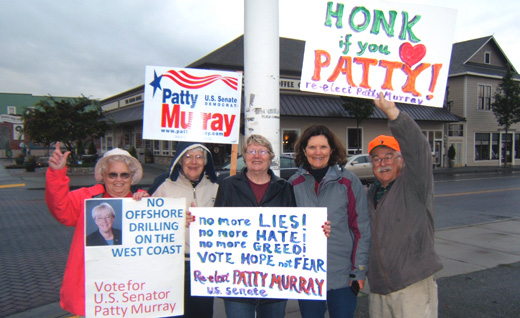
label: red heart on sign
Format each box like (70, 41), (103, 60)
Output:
(399, 42), (426, 67)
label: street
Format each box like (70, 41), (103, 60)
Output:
(434, 171), (520, 229)
(1, 167), (519, 317)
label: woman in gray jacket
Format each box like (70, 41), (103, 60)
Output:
(289, 125), (370, 318)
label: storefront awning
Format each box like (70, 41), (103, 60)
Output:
(280, 94), (462, 122)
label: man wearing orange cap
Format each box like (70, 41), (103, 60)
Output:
(366, 93), (443, 318)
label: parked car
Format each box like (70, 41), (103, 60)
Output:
(217, 154), (298, 182)
(344, 154), (375, 184)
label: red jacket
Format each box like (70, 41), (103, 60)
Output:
(45, 167), (136, 315)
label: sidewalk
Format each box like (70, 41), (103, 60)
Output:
(2, 160), (520, 317)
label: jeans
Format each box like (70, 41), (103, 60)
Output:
(178, 260), (213, 318)
(224, 299), (287, 318)
(299, 287), (357, 318)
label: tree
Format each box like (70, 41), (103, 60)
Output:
(23, 95), (111, 164)
(340, 96), (375, 153)
(491, 66), (520, 167)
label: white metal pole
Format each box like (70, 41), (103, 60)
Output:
(244, 0), (281, 175)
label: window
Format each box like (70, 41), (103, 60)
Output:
(423, 130), (443, 153)
(123, 134), (130, 148)
(280, 156), (296, 168)
(475, 133), (499, 160)
(515, 134), (520, 159)
(475, 133), (489, 160)
(347, 128), (362, 155)
(491, 133), (499, 160)
(282, 129), (299, 154)
(145, 140), (152, 151)
(448, 124), (464, 137)
(7, 106), (16, 114)
(153, 140), (160, 155)
(105, 136), (113, 151)
(477, 85), (492, 110)
(484, 52), (490, 64)
(162, 140), (170, 156)
(13, 124), (24, 140)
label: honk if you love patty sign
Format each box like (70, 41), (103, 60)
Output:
(143, 66), (242, 143)
(300, 0), (457, 107)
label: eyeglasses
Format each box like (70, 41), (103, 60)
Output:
(245, 149), (269, 156)
(95, 216), (114, 222)
(183, 153), (204, 161)
(107, 172), (132, 179)
(371, 155), (401, 166)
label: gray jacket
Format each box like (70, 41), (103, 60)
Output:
(367, 111), (443, 295)
(289, 164), (370, 291)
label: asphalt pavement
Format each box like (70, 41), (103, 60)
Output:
(1, 159), (520, 318)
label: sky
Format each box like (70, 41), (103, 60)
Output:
(1, 0), (519, 100)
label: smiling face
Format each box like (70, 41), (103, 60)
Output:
(103, 160), (132, 197)
(244, 142), (272, 175)
(181, 148), (205, 182)
(304, 135), (332, 169)
(94, 210), (115, 235)
(371, 146), (403, 187)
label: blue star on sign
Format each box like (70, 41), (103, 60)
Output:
(149, 70), (163, 97)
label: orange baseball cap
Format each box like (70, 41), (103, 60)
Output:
(368, 135), (401, 154)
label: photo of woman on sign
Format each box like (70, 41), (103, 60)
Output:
(86, 202), (122, 246)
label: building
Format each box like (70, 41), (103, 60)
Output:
(0, 93), (51, 158)
(101, 35), (459, 167)
(0, 93), (91, 159)
(446, 35), (520, 167)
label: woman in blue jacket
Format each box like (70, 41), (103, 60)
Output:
(289, 125), (370, 318)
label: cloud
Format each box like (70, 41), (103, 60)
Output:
(1, 0), (519, 99)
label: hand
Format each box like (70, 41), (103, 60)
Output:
(48, 142), (70, 170)
(322, 220), (331, 238)
(374, 92), (399, 120)
(186, 202), (196, 227)
(356, 279), (365, 290)
(186, 211), (195, 227)
(132, 191), (149, 201)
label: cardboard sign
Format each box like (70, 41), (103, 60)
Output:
(143, 66), (242, 143)
(84, 197), (185, 318)
(300, 0), (457, 107)
(190, 207), (327, 300)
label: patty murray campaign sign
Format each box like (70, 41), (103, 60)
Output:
(190, 207), (328, 300)
(143, 66), (242, 144)
(84, 197), (185, 318)
(300, 0), (457, 107)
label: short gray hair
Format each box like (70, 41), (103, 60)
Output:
(91, 202), (116, 220)
(242, 134), (274, 160)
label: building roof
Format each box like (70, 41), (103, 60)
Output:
(188, 35), (305, 75)
(104, 105), (143, 124)
(0, 93), (79, 115)
(449, 35), (520, 79)
(280, 94), (460, 122)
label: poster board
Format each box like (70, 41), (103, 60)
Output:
(190, 207), (328, 300)
(300, 0), (457, 107)
(143, 66), (242, 143)
(84, 197), (185, 318)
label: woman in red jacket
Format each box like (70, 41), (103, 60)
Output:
(45, 142), (148, 316)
